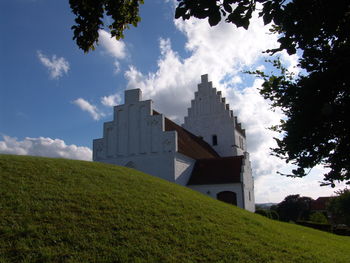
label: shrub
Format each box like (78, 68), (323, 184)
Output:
(309, 212), (328, 224)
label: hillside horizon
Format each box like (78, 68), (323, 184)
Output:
(1, 154), (349, 262)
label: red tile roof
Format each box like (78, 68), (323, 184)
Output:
(311, 197), (333, 211)
(153, 110), (219, 159)
(187, 156), (244, 185)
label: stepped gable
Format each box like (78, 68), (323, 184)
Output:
(153, 110), (219, 159)
(184, 74), (246, 137)
(187, 156), (244, 185)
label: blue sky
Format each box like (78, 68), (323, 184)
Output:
(0, 0), (345, 202)
(1, 0), (180, 146)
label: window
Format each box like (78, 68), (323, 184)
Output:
(249, 191), (251, 201)
(239, 137), (244, 149)
(212, 135), (218, 146)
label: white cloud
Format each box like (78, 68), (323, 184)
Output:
(98, 29), (127, 73)
(256, 65), (266, 71)
(0, 135), (92, 161)
(37, 50), (70, 79)
(98, 29), (126, 59)
(113, 61), (121, 74)
(101, 93), (122, 107)
(72, 98), (104, 120)
(255, 166), (348, 203)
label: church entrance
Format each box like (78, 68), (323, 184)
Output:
(217, 191), (237, 205)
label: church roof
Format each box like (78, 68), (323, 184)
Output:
(187, 156), (244, 185)
(153, 110), (219, 159)
(310, 197), (333, 211)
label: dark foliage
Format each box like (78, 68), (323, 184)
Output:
(255, 209), (269, 217)
(276, 194), (313, 222)
(69, 0), (144, 53)
(269, 209), (279, 220)
(327, 188), (350, 227)
(297, 221), (332, 233)
(308, 212), (328, 224)
(176, 0), (350, 186)
(255, 209), (279, 220)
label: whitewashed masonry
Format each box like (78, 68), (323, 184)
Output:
(93, 74), (255, 211)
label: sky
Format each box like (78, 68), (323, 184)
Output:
(0, 0), (345, 203)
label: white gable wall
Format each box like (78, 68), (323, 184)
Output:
(183, 74), (246, 157)
(93, 89), (179, 182)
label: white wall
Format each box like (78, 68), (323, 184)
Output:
(188, 183), (244, 208)
(183, 74), (246, 157)
(93, 89), (178, 182)
(174, 152), (195, 186)
(241, 152), (255, 212)
(100, 153), (175, 182)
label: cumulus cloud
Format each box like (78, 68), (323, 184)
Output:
(101, 93), (122, 107)
(255, 166), (348, 203)
(98, 29), (127, 73)
(72, 98), (104, 120)
(0, 135), (92, 161)
(37, 50), (70, 79)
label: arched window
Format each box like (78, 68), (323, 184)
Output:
(212, 135), (218, 146)
(217, 191), (237, 206)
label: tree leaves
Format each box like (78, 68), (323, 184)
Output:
(208, 6), (221, 26)
(69, 0), (144, 53)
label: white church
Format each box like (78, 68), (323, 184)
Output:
(93, 74), (255, 212)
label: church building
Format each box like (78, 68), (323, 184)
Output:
(93, 74), (255, 212)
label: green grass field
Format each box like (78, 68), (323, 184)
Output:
(0, 154), (349, 263)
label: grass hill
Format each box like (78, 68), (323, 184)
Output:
(1, 154), (349, 263)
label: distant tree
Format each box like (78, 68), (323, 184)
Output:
(69, 0), (144, 53)
(327, 189), (350, 227)
(276, 195), (313, 222)
(255, 209), (270, 218)
(176, 0), (350, 187)
(256, 208), (279, 220)
(269, 209), (279, 220)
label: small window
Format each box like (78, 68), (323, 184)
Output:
(212, 135), (218, 146)
(249, 191), (251, 201)
(239, 137), (244, 149)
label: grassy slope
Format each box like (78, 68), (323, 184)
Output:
(0, 155), (349, 263)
